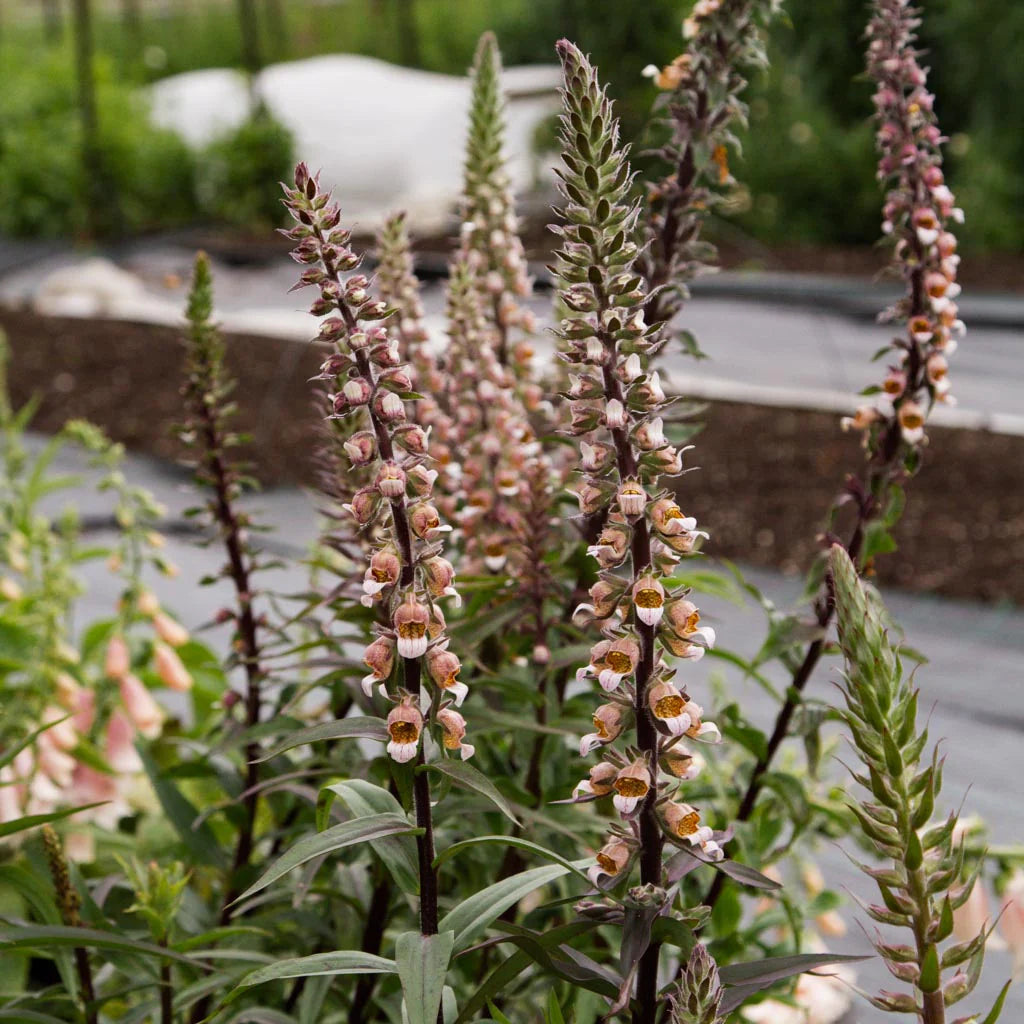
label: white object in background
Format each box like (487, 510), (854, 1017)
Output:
(150, 55), (560, 234)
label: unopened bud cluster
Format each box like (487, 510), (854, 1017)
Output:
(458, 32), (537, 377)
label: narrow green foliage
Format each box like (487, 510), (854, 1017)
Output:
(830, 545), (997, 1022)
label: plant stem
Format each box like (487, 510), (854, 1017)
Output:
(197, 392), (264, 924)
(73, 947), (98, 1024)
(348, 877), (393, 1023)
(159, 952), (173, 1024)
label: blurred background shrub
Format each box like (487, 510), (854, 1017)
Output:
(0, 0), (1021, 252)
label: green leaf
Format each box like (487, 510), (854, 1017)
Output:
(0, 925), (195, 964)
(710, 858), (783, 892)
(456, 923), (600, 1023)
(0, 1010), (77, 1023)
(256, 718), (389, 762)
(981, 979), (1012, 1024)
(230, 950), (396, 997)
(435, 837), (592, 887)
(234, 813), (421, 904)
(439, 863), (574, 951)
(396, 930), (454, 1024)
(420, 761), (519, 825)
(324, 781), (420, 895)
(0, 803), (106, 840)
(718, 952), (869, 989)
(138, 747), (226, 869)
(545, 990), (567, 1024)
(0, 716), (73, 772)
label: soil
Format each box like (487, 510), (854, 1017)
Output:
(2, 308), (1021, 604)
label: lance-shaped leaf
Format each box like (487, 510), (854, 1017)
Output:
(255, 718), (388, 762)
(0, 925), (198, 965)
(419, 760), (520, 825)
(395, 930), (455, 1024)
(323, 780), (420, 894)
(226, 950), (396, 1002)
(440, 862), (576, 951)
(232, 813), (421, 904)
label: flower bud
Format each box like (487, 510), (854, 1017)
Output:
(426, 640), (467, 705)
(119, 673), (163, 739)
(580, 703), (625, 755)
(437, 707), (474, 760)
(154, 643), (193, 692)
(342, 377), (373, 406)
(152, 612), (189, 648)
(343, 487), (379, 525)
(105, 635), (130, 680)
(376, 462), (407, 499)
(362, 635), (395, 696)
(344, 431), (377, 466)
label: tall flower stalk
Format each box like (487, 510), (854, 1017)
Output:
(555, 41), (723, 1024)
(830, 545), (998, 1024)
(282, 164), (468, 937)
(178, 252), (267, 921)
(459, 31), (536, 377)
(639, 0), (779, 350)
(707, 0), (965, 906)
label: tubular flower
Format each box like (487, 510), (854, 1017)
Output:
(612, 759), (653, 817)
(580, 702), (626, 756)
(362, 635), (396, 698)
(848, 0), (965, 452)
(632, 575), (665, 626)
(393, 595), (430, 659)
(119, 674), (164, 740)
(661, 747), (704, 781)
(573, 760), (618, 800)
(588, 836), (635, 887)
(425, 640), (467, 707)
(554, 45), (729, 946)
(386, 697), (423, 764)
(663, 802), (723, 861)
(577, 637), (641, 693)
(282, 163), (469, 769)
(153, 643), (193, 693)
(437, 708), (475, 761)
(662, 597), (717, 660)
(648, 681), (692, 736)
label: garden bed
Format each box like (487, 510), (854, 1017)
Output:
(3, 307), (1021, 604)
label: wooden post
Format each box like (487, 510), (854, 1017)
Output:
(236, 0), (262, 76)
(41, 0), (63, 45)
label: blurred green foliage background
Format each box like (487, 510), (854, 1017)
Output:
(0, 0), (1021, 252)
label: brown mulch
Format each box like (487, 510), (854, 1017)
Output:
(2, 308), (1021, 604)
